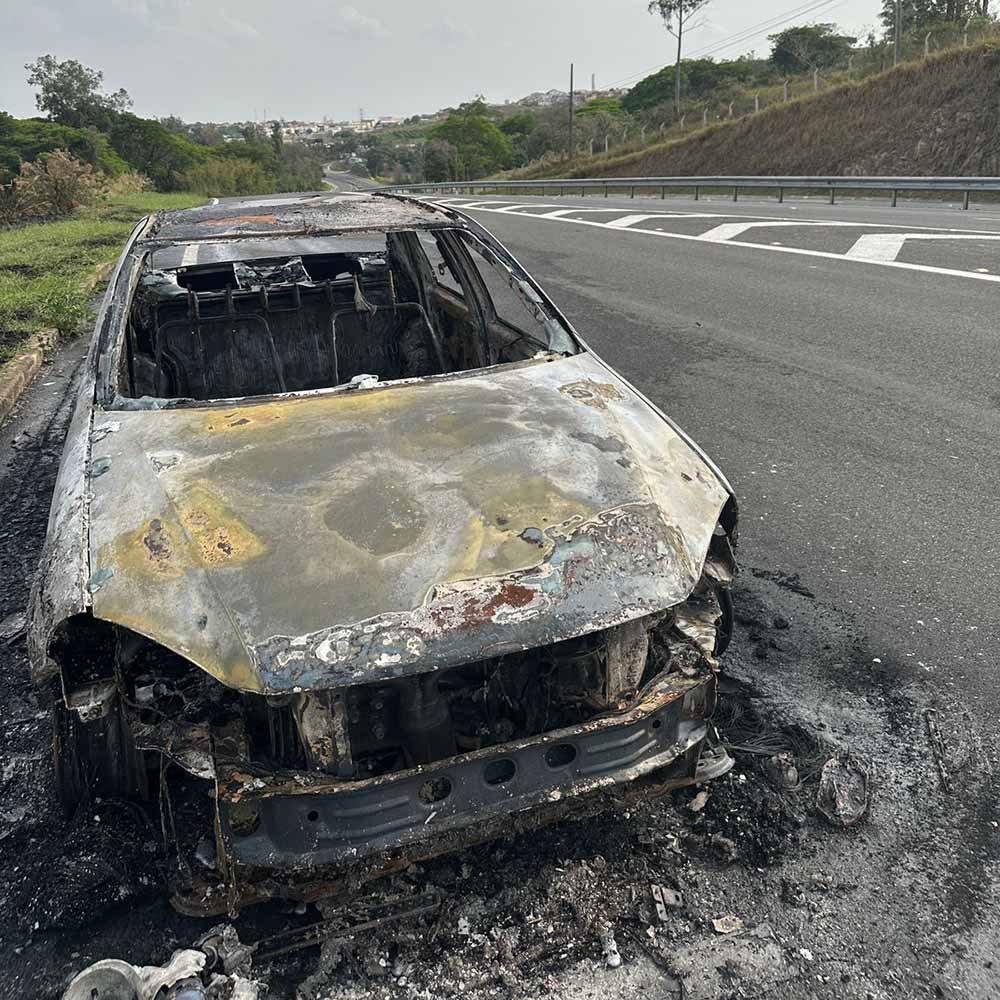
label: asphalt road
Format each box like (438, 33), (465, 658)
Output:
(437, 193), (1000, 716)
(323, 168), (380, 192)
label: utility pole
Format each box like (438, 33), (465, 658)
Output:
(674, 7), (684, 116)
(894, 0), (903, 66)
(568, 63), (575, 162)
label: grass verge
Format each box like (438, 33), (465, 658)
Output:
(0, 192), (204, 361)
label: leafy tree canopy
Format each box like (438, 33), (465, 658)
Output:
(428, 106), (514, 179)
(879, 0), (990, 30)
(0, 111), (127, 184)
(769, 23), (857, 73)
(25, 55), (132, 130)
(576, 97), (625, 118)
(647, 0), (713, 33)
(499, 112), (537, 137)
(623, 57), (761, 112)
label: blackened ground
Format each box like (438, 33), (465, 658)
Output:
(0, 337), (996, 1000)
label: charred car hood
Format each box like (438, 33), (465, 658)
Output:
(87, 353), (730, 694)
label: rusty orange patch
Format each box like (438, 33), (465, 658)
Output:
(558, 380), (624, 410)
(195, 213), (279, 227)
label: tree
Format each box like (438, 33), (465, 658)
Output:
(108, 114), (204, 191)
(159, 115), (187, 135)
(879, 0), (989, 31)
(499, 112), (536, 165)
(647, 1), (714, 115)
(575, 97), (624, 118)
(498, 112), (536, 138)
(423, 139), (458, 182)
(622, 56), (763, 113)
(24, 55), (132, 130)
(769, 24), (857, 73)
(0, 111), (127, 184)
(270, 120), (284, 157)
(428, 105), (513, 179)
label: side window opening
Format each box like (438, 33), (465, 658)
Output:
(116, 228), (577, 405)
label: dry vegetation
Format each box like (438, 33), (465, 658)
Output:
(529, 43), (1000, 180)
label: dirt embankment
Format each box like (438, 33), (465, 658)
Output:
(552, 43), (1000, 180)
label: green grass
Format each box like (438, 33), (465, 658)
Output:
(0, 191), (204, 361)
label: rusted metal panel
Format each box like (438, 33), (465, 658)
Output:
(149, 193), (449, 245)
(27, 217), (154, 681)
(85, 351), (728, 694)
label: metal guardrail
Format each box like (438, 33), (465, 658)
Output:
(385, 176), (1000, 210)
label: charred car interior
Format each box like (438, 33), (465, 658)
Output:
(29, 192), (738, 916)
(121, 226), (574, 402)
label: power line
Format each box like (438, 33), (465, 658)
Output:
(689, 0), (847, 59)
(603, 0), (844, 91)
(605, 1), (838, 87)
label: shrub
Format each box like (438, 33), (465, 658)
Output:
(0, 183), (22, 226)
(15, 150), (101, 218)
(104, 170), (153, 195)
(180, 158), (275, 197)
(0, 111), (128, 184)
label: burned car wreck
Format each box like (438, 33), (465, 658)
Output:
(29, 192), (739, 915)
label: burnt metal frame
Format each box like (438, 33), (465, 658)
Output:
(216, 671), (718, 870)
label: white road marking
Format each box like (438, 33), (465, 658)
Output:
(442, 202), (1000, 285)
(180, 244), (200, 267)
(605, 212), (723, 228)
(431, 197), (1000, 236)
(538, 209), (588, 219)
(845, 232), (1000, 262)
(442, 199), (725, 220)
(699, 220), (860, 242)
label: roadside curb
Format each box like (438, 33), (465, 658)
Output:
(0, 260), (114, 428)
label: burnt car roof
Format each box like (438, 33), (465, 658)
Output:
(146, 191), (456, 245)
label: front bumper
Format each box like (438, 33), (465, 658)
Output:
(192, 672), (726, 913)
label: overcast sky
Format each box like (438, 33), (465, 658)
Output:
(2, 0), (880, 123)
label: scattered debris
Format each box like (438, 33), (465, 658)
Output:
(924, 707), (952, 793)
(62, 949), (207, 1000)
(710, 832), (739, 861)
(763, 752), (800, 790)
(688, 789), (710, 813)
(816, 755), (870, 827)
(600, 923), (622, 968)
(712, 914), (745, 934)
(63, 926), (264, 1000)
(253, 891), (443, 960)
(652, 884), (684, 921)
(0, 610), (26, 643)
